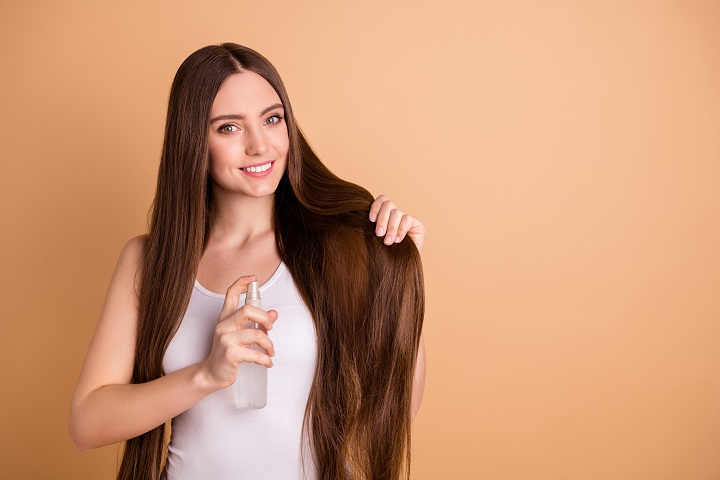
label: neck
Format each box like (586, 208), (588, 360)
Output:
(208, 188), (275, 248)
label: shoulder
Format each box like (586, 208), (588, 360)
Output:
(117, 234), (148, 270)
(114, 234), (148, 296)
(122, 234), (148, 257)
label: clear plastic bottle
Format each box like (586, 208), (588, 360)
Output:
(234, 281), (268, 409)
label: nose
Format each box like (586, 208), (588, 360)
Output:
(244, 125), (269, 156)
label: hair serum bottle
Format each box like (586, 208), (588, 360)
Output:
(234, 281), (268, 409)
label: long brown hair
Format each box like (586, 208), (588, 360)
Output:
(118, 43), (424, 480)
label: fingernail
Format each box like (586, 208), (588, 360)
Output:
(384, 235), (393, 245)
(377, 227), (385, 236)
(395, 236), (402, 243)
(369, 213), (377, 222)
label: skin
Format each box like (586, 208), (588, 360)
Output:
(69, 70), (427, 452)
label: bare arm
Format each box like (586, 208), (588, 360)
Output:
(68, 235), (212, 451)
(68, 235), (276, 451)
(411, 334), (426, 421)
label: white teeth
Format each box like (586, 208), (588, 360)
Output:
(242, 162), (272, 173)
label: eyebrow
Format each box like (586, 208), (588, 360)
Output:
(209, 103), (284, 124)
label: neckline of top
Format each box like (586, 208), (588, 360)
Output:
(193, 261), (286, 300)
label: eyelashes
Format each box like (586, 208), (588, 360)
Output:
(217, 114), (284, 134)
(219, 124), (238, 133)
(264, 114), (283, 125)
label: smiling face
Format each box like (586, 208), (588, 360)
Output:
(207, 70), (289, 201)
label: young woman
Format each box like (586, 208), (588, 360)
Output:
(69, 43), (426, 480)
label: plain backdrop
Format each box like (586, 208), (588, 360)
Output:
(1, 1), (719, 478)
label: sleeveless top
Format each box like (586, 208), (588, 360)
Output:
(162, 262), (319, 480)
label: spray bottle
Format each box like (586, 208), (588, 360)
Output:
(234, 281), (268, 409)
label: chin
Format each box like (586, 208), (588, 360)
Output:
(246, 184), (281, 198)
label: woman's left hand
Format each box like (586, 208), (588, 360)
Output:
(369, 195), (425, 252)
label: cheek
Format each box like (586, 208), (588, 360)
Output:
(208, 139), (237, 166)
(207, 143), (232, 182)
(207, 138), (221, 164)
(273, 130), (290, 157)
(207, 157), (222, 185)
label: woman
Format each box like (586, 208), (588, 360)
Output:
(69, 43), (426, 480)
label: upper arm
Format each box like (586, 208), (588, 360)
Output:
(411, 333), (426, 421)
(71, 234), (147, 410)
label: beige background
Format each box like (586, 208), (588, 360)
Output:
(1, 1), (719, 478)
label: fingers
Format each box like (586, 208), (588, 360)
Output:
(219, 275), (257, 322)
(211, 320), (276, 376)
(217, 342), (274, 371)
(395, 214), (415, 243)
(225, 328), (276, 360)
(226, 305), (277, 332)
(240, 349), (274, 369)
(384, 208), (405, 245)
(206, 281), (279, 388)
(371, 196), (399, 237)
(369, 194), (426, 250)
(368, 194), (388, 223)
(370, 195), (406, 245)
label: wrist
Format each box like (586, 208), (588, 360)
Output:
(192, 361), (221, 395)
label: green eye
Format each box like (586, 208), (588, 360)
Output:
(265, 115), (283, 125)
(219, 124), (237, 133)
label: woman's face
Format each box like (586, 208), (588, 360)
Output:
(207, 70), (289, 200)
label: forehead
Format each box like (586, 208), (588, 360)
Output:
(211, 70), (281, 115)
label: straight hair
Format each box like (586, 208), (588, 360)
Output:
(117, 43), (424, 480)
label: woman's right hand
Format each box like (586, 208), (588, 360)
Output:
(199, 275), (277, 390)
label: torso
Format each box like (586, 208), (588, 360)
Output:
(163, 227), (322, 478)
(163, 259), (319, 480)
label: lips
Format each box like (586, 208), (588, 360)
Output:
(240, 161), (274, 173)
(239, 160), (275, 178)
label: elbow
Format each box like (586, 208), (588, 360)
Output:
(68, 403), (96, 453)
(68, 414), (92, 452)
(74, 442), (94, 453)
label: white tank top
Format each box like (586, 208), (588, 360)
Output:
(162, 262), (319, 480)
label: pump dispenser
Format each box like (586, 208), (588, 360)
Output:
(234, 281), (268, 409)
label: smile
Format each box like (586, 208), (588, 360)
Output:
(239, 161), (275, 178)
(241, 161), (273, 173)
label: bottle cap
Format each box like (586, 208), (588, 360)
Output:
(246, 281), (260, 302)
